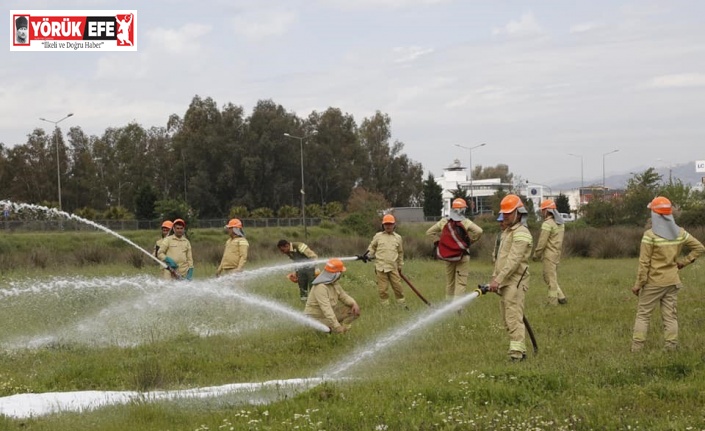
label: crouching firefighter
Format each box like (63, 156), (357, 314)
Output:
(426, 198), (483, 302)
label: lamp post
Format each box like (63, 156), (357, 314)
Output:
(602, 149), (619, 190)
(567, 153), (584, 188)
(39, 113), (74, 211)
(284, 131), (317, 239)
(455, 143), (486, 212)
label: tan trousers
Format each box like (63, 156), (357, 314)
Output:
(542, 259), (566, 305)
(499, 284), (527, 358)
(631, 284), (679, 352)
(376, 270), (405, 304)
(444, 256), (469, 300)
(309, 303), (359, 330)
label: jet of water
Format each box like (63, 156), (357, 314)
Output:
(0, 200), (166, 269)
(322, 290), (483, 377)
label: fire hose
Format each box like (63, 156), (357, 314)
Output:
(477, 267), (538, 354)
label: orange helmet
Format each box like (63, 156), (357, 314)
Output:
(382, 214), (396, 224)
(324, 258), (347, 273)
(161, 220), (173, 229)
(500, 194), (524, 213)
(173, 218), (186, 227)
(648, 196), (672, 215)
(451, 198), (468, 209)
(226, 218), (243, 228)
(539, 199), (556, 210)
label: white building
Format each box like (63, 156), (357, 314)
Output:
(436, 159), (584, 216)
(435, 159), (512, 216)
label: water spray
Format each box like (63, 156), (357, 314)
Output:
(0, 200), (169, 271)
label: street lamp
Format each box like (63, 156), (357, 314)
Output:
(567, 153), (584, 188)
(39, 113), (74, 211)
(284, 131), (317, 239)
(455, 143), (486, 212)
(602, 149), (619, 190)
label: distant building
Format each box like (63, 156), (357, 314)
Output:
(389, 207), (425, 223)
(435, 159), (512, 216)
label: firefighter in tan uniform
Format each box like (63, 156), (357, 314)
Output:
(366, 214), (406, 307)
(487, 194), (533, 362)
(157, 218), (194, 280)
(532, 199), (567, 306)
(304, 258), (361, 333)
(426, 198), (483, 301)
(154, 220), (173, 258)
(630, 197), (705, 352)
(216, 218), (249, 276)
(278, 239), (318, 301)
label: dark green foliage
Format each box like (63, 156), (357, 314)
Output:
(556, 193), (571, 213)
(422, 173), (443, 217)
(154, 199), (194, 226)
(134, 184), (157, 220)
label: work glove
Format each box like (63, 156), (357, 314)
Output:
(164, 256), (178, 269)
(186, 268), (194, 281)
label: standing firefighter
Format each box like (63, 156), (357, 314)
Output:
(426, 198), (483, 302)
(216, 218), (249, 276)
(305, 258), (361, 334)
(364, 214), (406, 307)
(487, 194), (533, 362)
(154, 220), (173, 258)
(630, 197), (705, 352)
(532, 199), (568, 305)
(278, 239), (318, 301)
(157, 218), (194, 280)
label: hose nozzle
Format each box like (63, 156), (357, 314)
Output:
(476, 284), (491, 295)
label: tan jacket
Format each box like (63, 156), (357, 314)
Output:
(493, 223), (533, 287)
(157, 235), (193, 277)
(217, 236), (249, 275)
(283, 242), (318, 261)
(635, 228), (705, 288)
(367, 231), (403, 272)
(533, 217), (564, 263)
(154, 235), (169, 258)
(426, 218), (483, 244)
(304, 281), (357, 330)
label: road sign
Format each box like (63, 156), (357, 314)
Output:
(697, 160), (705, 173)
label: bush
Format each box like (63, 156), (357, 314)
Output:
(250, 207), (274, 219)
(340, 213), (378, 237)
(678, 206), (705, 227)
(277, 205), (299, 218)
(229, 206), (249, 219)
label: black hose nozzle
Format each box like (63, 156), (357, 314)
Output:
(477, 284), (491, 295)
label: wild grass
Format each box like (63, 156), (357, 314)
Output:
(0, 251), (704, 430)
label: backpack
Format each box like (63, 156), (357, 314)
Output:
(436, 219), (473, 261)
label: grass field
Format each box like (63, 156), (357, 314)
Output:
(1, 227), (705, 430)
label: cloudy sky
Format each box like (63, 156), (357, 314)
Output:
(3, 0), (704, 186)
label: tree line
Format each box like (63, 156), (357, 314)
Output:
(0, 96), (425, 220)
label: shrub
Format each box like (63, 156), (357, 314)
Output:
(229, 205), (249, 219)
(250, 207), (274, 219)
(277, 205), (299, 218)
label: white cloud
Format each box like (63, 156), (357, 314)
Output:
(492, 12), (544, 38)
(569, 21), (605, 34)
(148, 23), (212, 54)
(648, 73), (705, 88)
(325, 0), (450, 10)
(393, 46), (434, 63)
(232, 9), (296, 40)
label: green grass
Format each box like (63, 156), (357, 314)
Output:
(1, 230), (705, 430)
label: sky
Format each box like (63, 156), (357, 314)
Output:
(2, 0), (705, 187)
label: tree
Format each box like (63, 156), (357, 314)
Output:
(473, 164), (514, 183)
(621, 168), (662, 225)
(556, 193), (571, 214)
(134, 183), (158, 220)
(422, 173), (443, 217)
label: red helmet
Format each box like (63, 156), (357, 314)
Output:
(173, 218), (186, 227)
